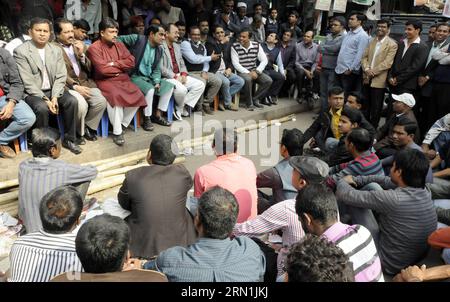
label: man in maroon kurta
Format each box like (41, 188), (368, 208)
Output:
(87, 18), (146, 146)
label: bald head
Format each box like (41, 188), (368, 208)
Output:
(303, 31), (314, 45)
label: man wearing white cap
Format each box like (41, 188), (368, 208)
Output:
(374, 93), (420, 158)
(236, 2), (250, 28)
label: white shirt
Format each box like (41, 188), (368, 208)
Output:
(5, 34), (31, 55)
(370, 36), (387, 69)
(402, 36), (421, 58)
(38, 48), (51, 90)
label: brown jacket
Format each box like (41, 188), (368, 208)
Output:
(53, 42), (97, 89)
(361, 36), (398, 88)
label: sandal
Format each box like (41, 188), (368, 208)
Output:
(151, 115), (172, 127)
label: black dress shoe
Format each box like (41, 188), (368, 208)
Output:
(113, 134), (125, 146)
(253, 101), (263, 108)
(75, 136), (86, 145)
(84, 127), (97, 141)
(261, 98), (271, 106)
(62, 139), (82, 154)
(143, 117), (155, 131)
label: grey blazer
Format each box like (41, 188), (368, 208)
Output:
(14, 40), (67, 99)
(160, 41), (188, 79)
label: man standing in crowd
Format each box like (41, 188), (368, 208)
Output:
(279, 11), (302, 42)
(231, 28), (272, 111)
(87, 18), (146, 146)
(295, 30), (319, 104)
(361, 19), (398, 129)
(0, 48), (35, 159)
(119, 24), (175, 128)
(181, 26), (222, 115)
(318, 17), (345, 112)
(14, 17), (81, 154)
(54, 18), (107, 143)
(335, 12), (369, 97)
(155, 0), (185, 25)
(161, 23), (204, 118)
(212, 0), (240, 37)
(206, 25), (244, 111)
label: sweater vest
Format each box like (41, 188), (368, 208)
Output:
(232, 41), (259, 71)
(261, 43), (280, 70)
(184, 41), (205, 72)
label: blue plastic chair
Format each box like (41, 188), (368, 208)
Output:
(19, 132), (28, 152)
(167, 96), (175, 123)
(96, 111), (139, 137)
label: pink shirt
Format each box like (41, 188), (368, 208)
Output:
(194, 153), (258, 222)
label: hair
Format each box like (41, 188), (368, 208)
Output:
(270, 7), (277, 13)
(289, 10), (299, 19)
(395, 116), (418, 136)
(18, 17), (31, 35)
(198, 19), (209, 25)
(331, 16), (346, 28)
(189, 25), (200, 33)
(377, 18), (391, 28)
(54, 17), (72, 35)
(39, 186), (83, 234)
(197, 186), (239, 239)
(347, 91), (362, 105)
(31, 128), (61, 157)
(346, 128), (372, 152)
(240, 27), (253, 38)
(150, 134), (177, 165)
(341, 106), (362, 125)
(393, 149), (429, 188)
(266, 30), (279, 39)
(145, 23), (163, 36)
(213, 24), (225, 33)
(295, 183), (338, 226)
(436, 22), (450, 30)
(281, 28), (293, 37)
(73, 19), (91, 32)
(328, 86), (344, 97)
(281, 129), (304, 156)
(30, 17), (52, 30)
(75, 214), (130, 274)
(286, 234), (353, 282)
(130, 15), (144, 27)
(429, 24), (438, 30)
(99, 17), (119, 32)
(149, 16), (162, 25)
(212, 127), (238, 155)
(405, 19), (422, 33)
(175, 20), (186, 27)
(253, 3), (262, 9)
(349, 11), (366, 23)
(165, 23), (177, 33)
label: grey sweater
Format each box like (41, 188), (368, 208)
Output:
(319, 32), (345, 69)
(336, 175), (437, 275)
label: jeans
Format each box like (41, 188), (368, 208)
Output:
(325, 137), (339, 153)
(320, 68), (336, 113)
(0, 96), (36, 145)
(216, 73), (244, 105)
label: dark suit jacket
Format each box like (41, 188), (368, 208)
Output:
(0, 48), (24, 101)
(205, 38), (233, 73)
(279, 41), (296, 71)
(388, 40), (428, 92)
(118, 164), (197, 258)
(419, 38), (450, 97)
(53, 42), (97, 90)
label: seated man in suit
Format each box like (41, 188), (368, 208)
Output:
(128, 186), (266, 282)
(54, 18), (107, 143)
(0, 47), (35, 159)
(14, 17), (81, 154)
(118, 134), (197, 258)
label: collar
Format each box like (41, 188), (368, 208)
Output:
(351, 26), (363, 34)
(216, 153), (239, 160)
(33, 156), (52, 163)
(433, 40), (446, 48)
(301, 41), (314, 49)
(376, 36), (387, 44)
(268, 18), (277, 24)
(322, 221), (350, 242)
(354, 150), (373, 160)
(405, 36), (421, 46)
(190, 39), (202, 47)
(329, 107), (343, 115)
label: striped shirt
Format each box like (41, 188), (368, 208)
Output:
(328, 151), (384, 188)
(9, 230), (83, 282)
(231, 41), (268, 74)
(232, 199), (304, 276)
(155, 237), (266, 282)
(322, 222), (384, 282)
(19, 157), (97, 233)
(336, 175), (437, 275)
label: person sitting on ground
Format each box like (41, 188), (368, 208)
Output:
(9, 186), (84, 282)
(256, 128), (304, 208)
(374, 93), (420, 159)
(119, 24), (175, 129)
(194, 127), (258, 222)
(327, 128), (383, 190)
(118, 134), (197, 258)
(428, 221), (450, 265)
(51, 214), (168, 282)
(302, 86), (345, 153)
(336, 149), (437, 275)
(422, 113), (450, 160)
(233, 156), (330, 277)
(296, 184), (383, 282)
(87, 17), (146, 146)
(18, 128), (97, 233)
(345, 91), (377, 140)
(285, 234), (354, 282)
(129, 186), (266, 282)
(0, 47), (36, 159)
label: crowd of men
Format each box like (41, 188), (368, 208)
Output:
(1, 0), (450, 283)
